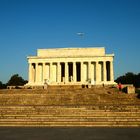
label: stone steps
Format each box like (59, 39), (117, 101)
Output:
(1, 110), (140, 115)
(1, 115), (140, 120)
(0, 92), (139, 106)
(0, 105), (140, 127)
(0, 87), (139, 127)
(0, 106), (140, 114)
(0, 119), (140, 124)
(1, 113), (140, 117)
(0, 105), (140, 109)
(0, 121), (139, 127)
(0, 108), (140, 113)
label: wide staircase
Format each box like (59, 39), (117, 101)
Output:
(0, 86), (140, 127)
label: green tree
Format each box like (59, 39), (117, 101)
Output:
(135, 73), (140, 87)
(0, 81), (6, 89)
(115, 72), (140, 88)
(0, 81), (3, 89)
(7, 74), (27, 86)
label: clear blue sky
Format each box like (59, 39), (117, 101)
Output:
(0, 0), (140, 83)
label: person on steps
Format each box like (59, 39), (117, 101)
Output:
(118, 83), (122, 92)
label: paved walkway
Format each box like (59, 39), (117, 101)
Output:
(0, 127), (139, 140)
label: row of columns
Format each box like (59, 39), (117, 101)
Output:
(28, 61), (114, 85)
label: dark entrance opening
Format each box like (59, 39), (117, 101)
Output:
(32, 63), (35, 82)
(106, 61), (110, 81)
(61, 63), (65, 82)
(68, 63), (73, 82)
(76, 62), (81, 82)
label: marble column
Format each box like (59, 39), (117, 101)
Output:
(73, 62), (76, 82)
(49, 63), (53, 83)
(103, 61), (107, 82)
(95, 61), (99, 84)
(28, 63), (32, 83)
(32, 63), (35, 83)
(35, 63), (39, 83)
(57, 62), (61, 83)
(88, 61), (91, 81)
(81, 62), (84, 82)
(38, 63), (43, 83)
(110, 61), (114, 81)
(42, 63), (46, 83)
(65, 62), (68, 83)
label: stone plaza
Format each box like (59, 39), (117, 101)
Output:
(27, 47), (115, 86)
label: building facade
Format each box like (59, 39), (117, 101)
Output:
(27, 47), (115, 86)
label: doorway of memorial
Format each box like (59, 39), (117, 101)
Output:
(106, 61), (111, 81)
(61, 63), (65, 82)
(76, 62), (81, 82)
(68, 63), (73, 82)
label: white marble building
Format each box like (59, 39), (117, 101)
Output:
(27, 47), (115, 86)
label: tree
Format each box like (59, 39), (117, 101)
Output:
(115, 72), (140, 88)
(0, 81), (6, 89)
(7, 74), (28, 86)
(135, 73), (140, 87)
(0, 81), (3, 89)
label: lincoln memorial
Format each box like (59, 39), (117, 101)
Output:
(27, 47), (115, 86)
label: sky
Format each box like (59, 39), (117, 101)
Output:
(0, 0), (140, 83)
